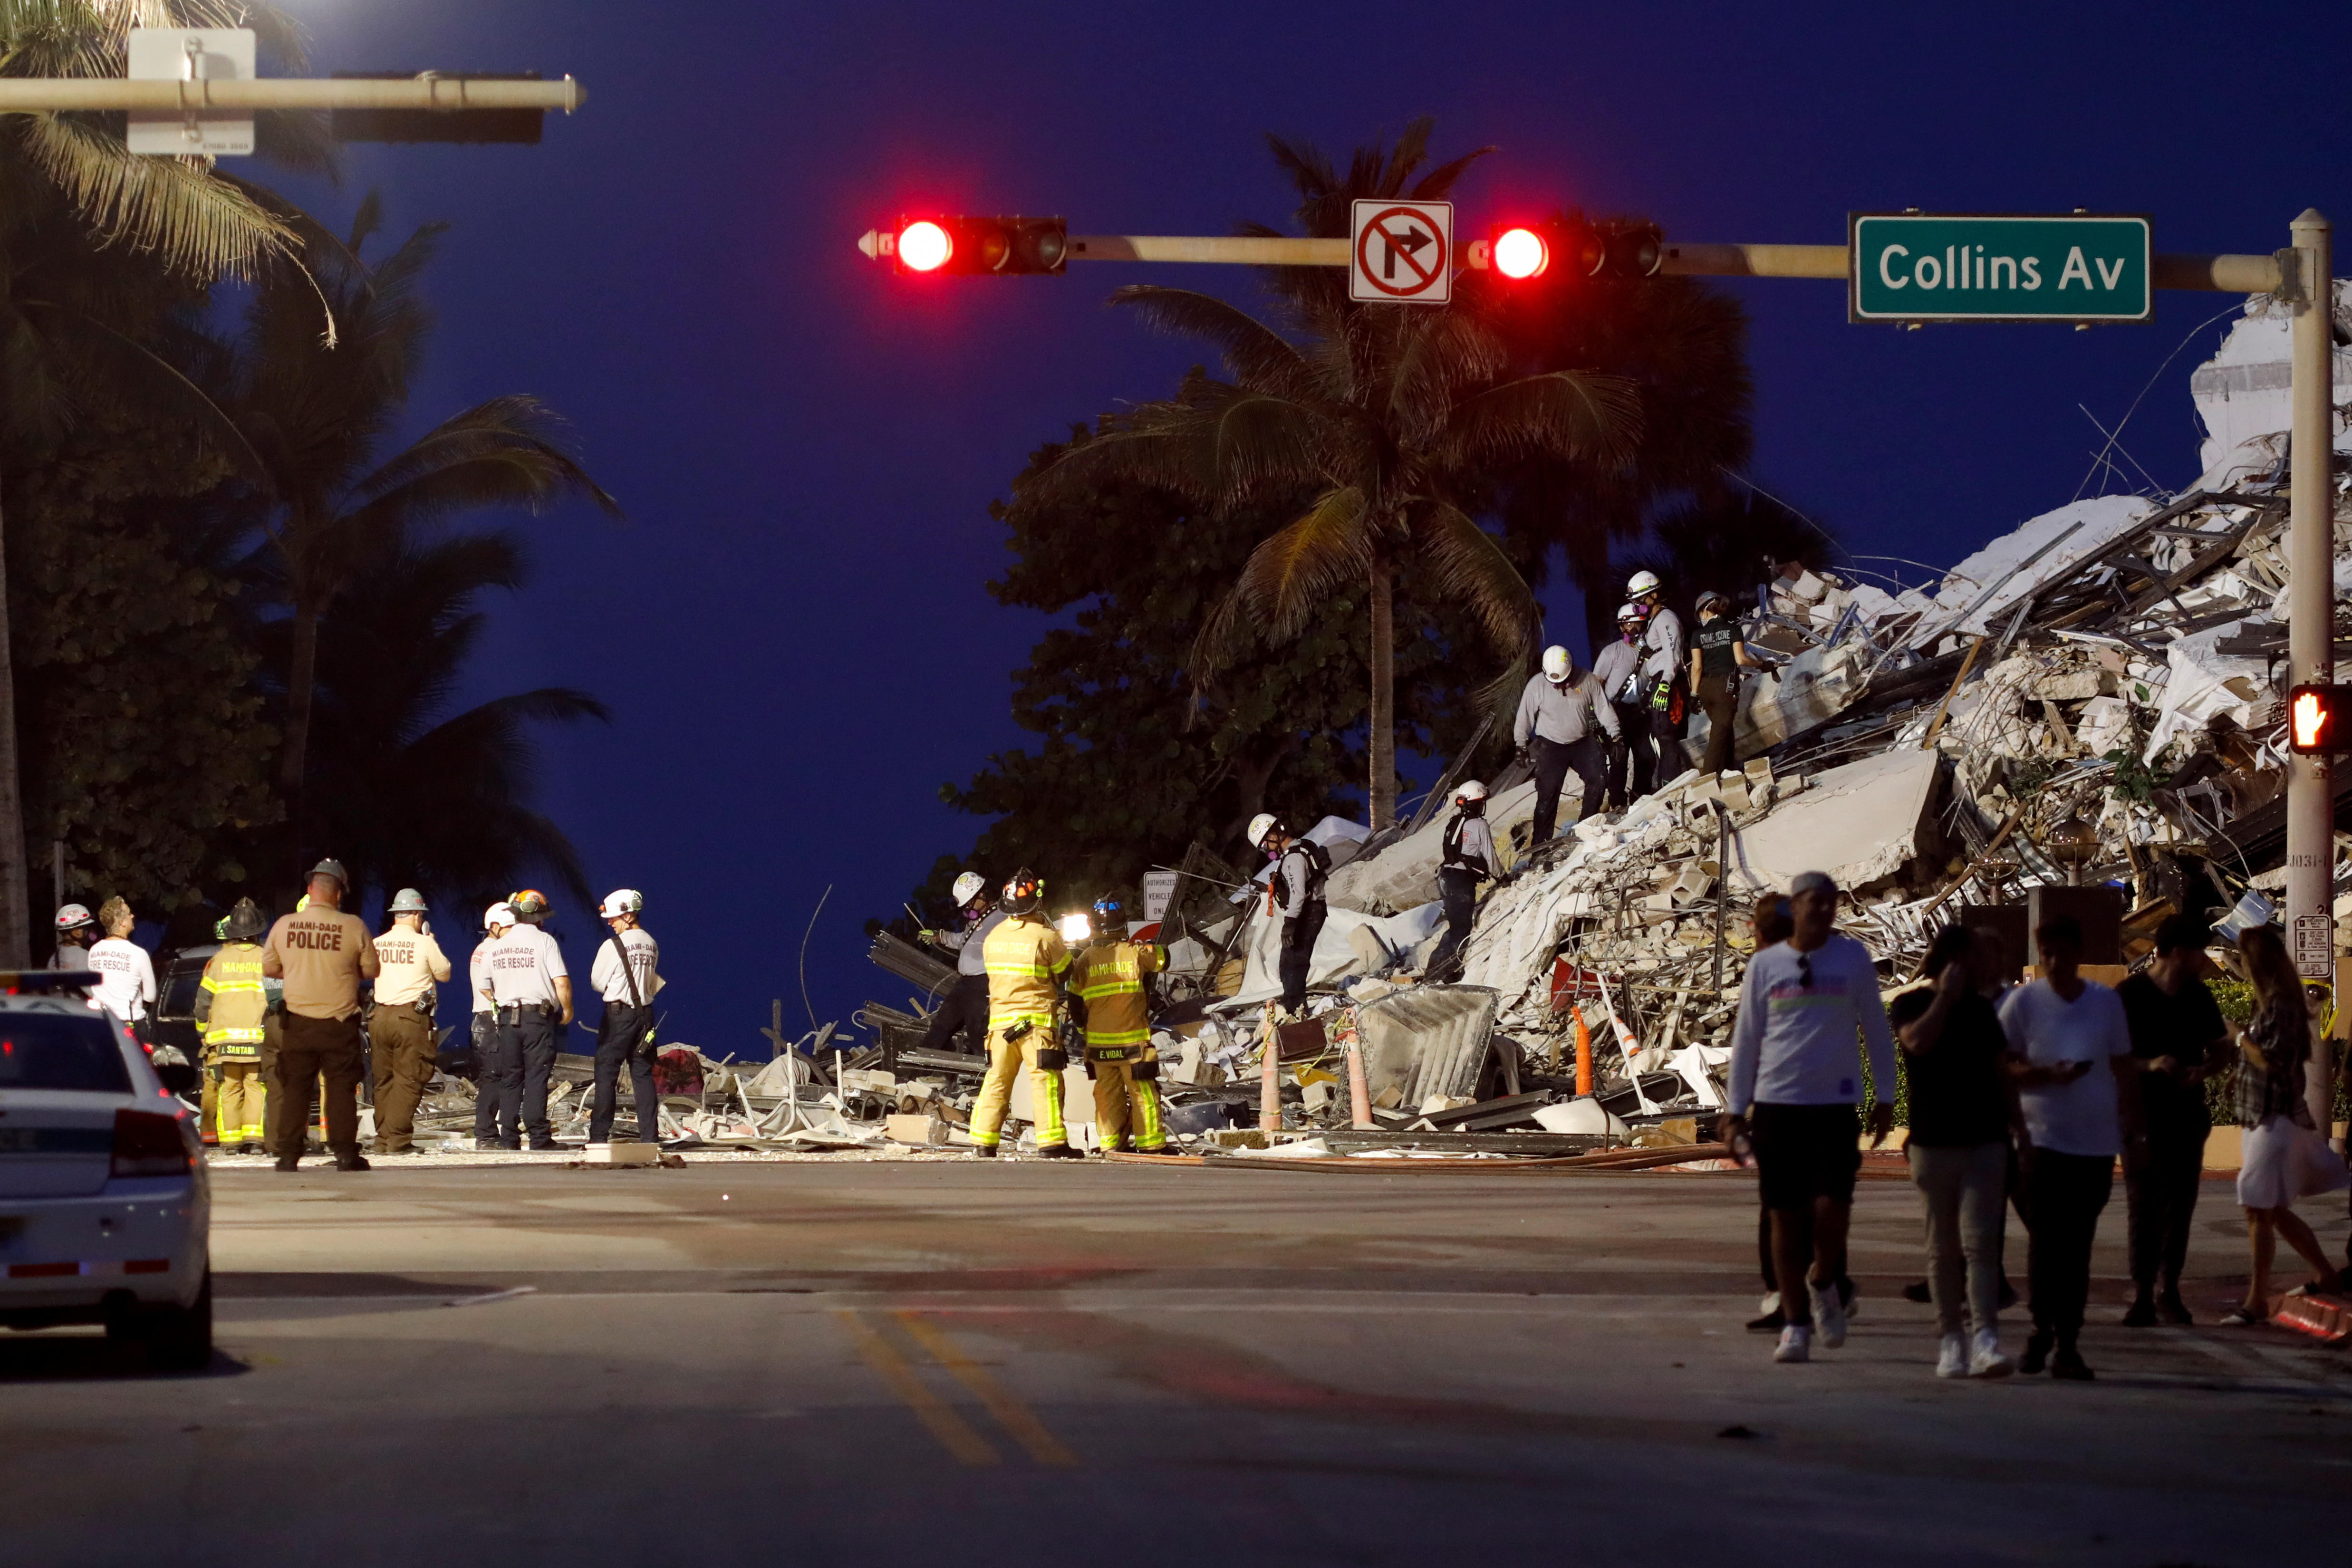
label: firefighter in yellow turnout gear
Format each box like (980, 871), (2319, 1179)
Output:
(1069, 894), (1168, 1153)
(969, 868), (1082, 1158)
(195, 899), (271, 1153)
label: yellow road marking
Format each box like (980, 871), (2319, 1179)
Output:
(892, 1310), (1078, 1467)
(834, 1310), (999, 1465)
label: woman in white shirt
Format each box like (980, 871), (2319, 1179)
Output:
(1997, 912), (2142, 1382)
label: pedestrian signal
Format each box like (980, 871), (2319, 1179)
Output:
(2288, 684), (2352, 754)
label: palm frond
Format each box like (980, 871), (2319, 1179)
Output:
(344, 395), (623, 523)
(1407, 144), (1496, 201)
(17, 296), (270, 482)
(1108, 285), (1310, 396)
(1440, 369), (1643, 470)
(16, 112), (295, 277)
(1409, 499), (1540, 663)
(1225, 485), (1371, 642)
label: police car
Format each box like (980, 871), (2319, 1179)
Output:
(0, 972), (211, 1368)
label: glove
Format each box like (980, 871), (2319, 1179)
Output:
(1513, 744), (1532, 769)
(916, 928), (936, 945)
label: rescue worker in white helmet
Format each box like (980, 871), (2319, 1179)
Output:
(1249, 813), (1330, 1017)
(587, 889), (665, 1145)
(1428, 781), (1497, 982)
(1591, 603), (1657, 809)
(1067, 893), (1170, 1154)
(1689, 590), (1762, 775)
(370, 889), (451, 1156)
(194, 899), (271, 1153)
(49, 903), (97, 970)
(917, 871), (1002, 1061)
(1512, 646), (1620, 847)
(467, 904), (516, 1147)
(1627, 569), (1687, 769)
(970, 867), (1080, 1158)
(481, 889), (572, 1151)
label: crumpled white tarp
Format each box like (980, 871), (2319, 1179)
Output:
(2140, 615), (2275, 763)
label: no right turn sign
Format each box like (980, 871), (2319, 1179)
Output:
(1350, 199), (1452, 305)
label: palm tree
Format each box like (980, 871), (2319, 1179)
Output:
(0, 0), (307, 962)
(225, 194), (622, 870)
(260, 524), (607, 912)
(1022, 121), (1638, 827)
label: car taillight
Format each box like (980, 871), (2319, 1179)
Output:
(112, 1108), (193, 1178)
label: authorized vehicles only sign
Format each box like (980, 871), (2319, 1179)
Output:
(1850, 213), (2151, 323)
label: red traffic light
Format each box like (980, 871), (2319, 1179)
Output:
(897, 220), (952, 272)
(1493, 226), (1550, 279)
(2288, 684), (2352, 753)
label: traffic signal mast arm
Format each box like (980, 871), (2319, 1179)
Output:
(0, 75), (584, 113)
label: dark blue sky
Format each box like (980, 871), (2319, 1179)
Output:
(270, 0), (2350, 1054)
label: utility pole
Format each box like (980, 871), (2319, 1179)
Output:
(2284, 212), (2337, 1135)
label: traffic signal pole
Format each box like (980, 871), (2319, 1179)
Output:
(2285, 213), (2337, 1132)
(0, 76), (583, 113)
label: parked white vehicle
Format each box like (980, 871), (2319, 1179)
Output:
(0, 974), (211, 1369)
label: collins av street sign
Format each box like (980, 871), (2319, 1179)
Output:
(1850, 213), (2151, 323)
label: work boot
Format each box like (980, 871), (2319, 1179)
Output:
(1037, 1143), (1084, 1160)
(2050, 1346), (2095, 1381)
(474, 1139), (502, 1151)
(2019, 1328), (2054, 1376)
(273, 1155), (300, 1173)
(969, 1144), (998, 1159)
(2121, 1294), (2158, 1327)
(333, 1152), (371, 1172)
(2156, 1289), (2193, 1326)
(1134, 1146), (1170, 1157)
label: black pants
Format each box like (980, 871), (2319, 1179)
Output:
(590, 1003), (660, 1142)
(1530, 735), (1606, 845)
(1278, 904), (1327, 1010)
(1429, 867), (1480, 981)
(1604, 702), (1654, 810)
(919, 973), (989, 1057)
(273, 1013), (366, 1160)
(475, 1013), (524, 1146)
(513, 1010), (561, 1146)
(1697, 673), (1739, 775)
(2126, 1122), (2209, 1294)
(2024, 1147), (2113, 1348)
(1649, 700), (1685, 779)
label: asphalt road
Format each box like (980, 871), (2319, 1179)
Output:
(5, 1153), (2348, 1567)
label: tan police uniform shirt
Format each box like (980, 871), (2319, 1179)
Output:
(373, 923), (452, 1009)
(261, 907), (381, 1021)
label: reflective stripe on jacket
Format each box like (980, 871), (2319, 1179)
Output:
(199, 942), (270, 1057)
(982, 914), (1070, 1031)
(1070, 940), (1165, 1047)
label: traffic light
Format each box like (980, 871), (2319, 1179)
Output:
(2288, 684), (2352, 753)
(857, 216), (1068, 276)
(1481, 215), (1664, 282)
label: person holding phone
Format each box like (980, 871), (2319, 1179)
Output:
(1997, 914), (2142, 1380)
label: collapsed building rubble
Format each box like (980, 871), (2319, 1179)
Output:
(845, 288), (2352, 1168)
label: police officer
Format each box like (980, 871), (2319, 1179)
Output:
(1248, 814), (1330, 1017)
(919, 872), (1002, 1057)
(970, 867), (1078, 1159)
(371, 889), (451, 1156)
(480, 890), (572, 1151)
(1513, 646), (1621, 846)
(1688, 590), (1760, 775)
(1628, 569), (1687, 773)
(469, 904), (518, 1149)
(588, 889), (663, 1145)
(49, 904), (97, 970)
(1428, 781), (1497, 982)
(195, 899), (270, 1153)
(1591, 603), (1655, 809)
(260, 859), (381, 1173)
(1068, 894), (1170, 1154)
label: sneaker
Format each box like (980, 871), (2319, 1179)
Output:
(2019, 1329), (2053, 1375)
(1774, 1325), (1811, 1363)
(2155, 1291), (2193, 1326)
(1746, 1307), (1787, 1334)
(1967, 1329), (2015, 1378)
(333, 1152), (371, 1172)
(1935, 1332), (1968, 1378)
(1809, 1275), (1848, 1349)
(1758, 1290), (1781, 1318)
(2121, 1296), (2157, 1327)
(2050, 1347), (2094, 1381)
(1839, 1277), (1859, 1320)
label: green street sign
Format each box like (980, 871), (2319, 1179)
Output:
(1849, 213), (2151, 323)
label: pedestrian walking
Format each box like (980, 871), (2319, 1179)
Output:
(1687, 591), (1761, 776)
(1997, 913), (2142, 1378)
(1719, 870), (1898, 1364)
(1427, 780), (1496, 982)
(49, 904), (97, 970)
(1592, 604), (1654, 809)
(260, 860), (380, 1173)
(2217, 924), (2349, 1324)
(919, 872), (1002, 1056)
(587, 889), (664, 1145)
(87, 896), (157, 1031)
(479, 890), (573, 1152)
(969, 868), (1078, 1158)
(194, 899), (271, 1154)
(370, 890), (451, 1156)
(2115, 914), (2232, 1326)
(1513, 645), (1621, 847)
(1248, 815), (1330, 1017)
(1890, 923), (2017, 1378)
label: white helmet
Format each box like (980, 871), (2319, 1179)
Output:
(1615, 601), (1643, 625)
(599, 888), (644, 919)
(951, 872), (987, 908)
(483, 902), (515, 932)
(1454, 779), (1488, 805)
(1246, 812), (1282, 850)
(1626, 569), (1662, 597)
(54, 903), (93, 931)
(1541, 645), (1572, 681)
